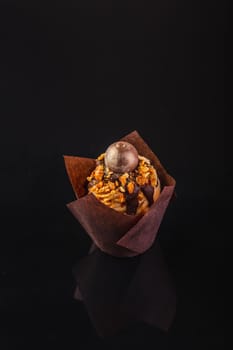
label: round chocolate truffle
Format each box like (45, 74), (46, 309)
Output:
(104, 141), (139, 173)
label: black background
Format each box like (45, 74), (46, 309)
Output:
(0, 0), (226, 349)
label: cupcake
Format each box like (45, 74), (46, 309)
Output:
(64, 130), (175, 257)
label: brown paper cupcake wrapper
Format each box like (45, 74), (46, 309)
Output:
(64, 130), (176, 257)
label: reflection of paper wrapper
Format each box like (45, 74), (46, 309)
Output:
(64, 130), (177, 336)
(73, 242), (176, 337)
(64, 130), (176, 257)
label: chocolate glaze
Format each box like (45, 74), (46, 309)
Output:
(125, 184), (140, 215)
(109, 173), (120, 181)
(141, 184), (154, 206)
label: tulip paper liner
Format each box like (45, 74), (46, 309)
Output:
(64, 130), (176, 258)
(64, 130), (177, 337)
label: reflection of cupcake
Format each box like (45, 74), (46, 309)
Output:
(64, 130), (176, 257)
(87, 141), (161, 215)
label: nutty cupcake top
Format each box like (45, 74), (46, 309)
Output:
(87, 141), (160, 215)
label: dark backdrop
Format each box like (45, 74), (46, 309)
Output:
(0, 1), (226, 349)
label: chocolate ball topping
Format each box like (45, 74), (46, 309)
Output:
(104, 141), (139, 173)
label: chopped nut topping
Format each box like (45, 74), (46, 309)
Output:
(127, 182), (135, 194)
(119, 173), (128, 186)
(108, 181), (115, 190)
(87, 152), (160, 215)
(97, 153), (105, 161)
